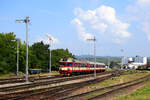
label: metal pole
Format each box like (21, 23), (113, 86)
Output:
(25, 16), (29, 82)
(16, 16), (30, 82)
(16, 39), (19, 76)
(49, 40), (51, 74)
(86, 36), (96, 78)
(107, 57), (109, 68)
(94, 36), (96, 78)
(121, 49), (124, 69)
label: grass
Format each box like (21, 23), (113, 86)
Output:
(89, 70), (149, 89)
(114, 81), (150, 100)
(0, 71), (60, 79)
(84, 70), (150, 99)
(0, 72), (17, 78)
(86, 89), (112, 99)
(106, 68), (113, 71)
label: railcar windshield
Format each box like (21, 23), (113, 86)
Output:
(60, 62), (72, 66)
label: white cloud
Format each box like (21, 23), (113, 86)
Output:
(142, 22), (150, 40)
(72, 5), (131, 43)
(112, 38), (121, 44)
(136, 0), (150, 7)
(127, 0), (150, 41)
(71, 18), (94, 42)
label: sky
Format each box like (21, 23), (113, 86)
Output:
(1, 0), (150, 57)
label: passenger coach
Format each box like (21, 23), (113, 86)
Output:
(59, 58), (106, 76)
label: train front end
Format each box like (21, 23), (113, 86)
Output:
(59, 61), (73, 76)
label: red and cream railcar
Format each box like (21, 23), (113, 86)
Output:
(59, 58), (106, 76)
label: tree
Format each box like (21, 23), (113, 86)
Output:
(30, 41), (49, 70)
(0, 32), (75, 74)
(30, 41), (74, 71)
(51, 49), (74, 70)
(0, 32), (17, 74)
(109, 61), (121, 69)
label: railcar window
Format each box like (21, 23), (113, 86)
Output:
(85, 64), (88, 67)
(82, 64), (84, 67)
(60, 63), (72, 66)
(79, 64), (81, 67)
(68, 63), (72, 66)
(74, 64), (76, 67)
(60, 63), (66, 66)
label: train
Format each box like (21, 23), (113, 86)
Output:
(136, 63), (150, 70)
(59, 58), (106, 76)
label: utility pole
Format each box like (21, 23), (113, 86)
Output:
(49, 39), (52, 74)
(121, 49), (124, 69)
(16, 16), (30, 82)
(45, 33), (53, 74)
(16, 38), (20, 76)
(107, 56), (109, 69)
(87, 36), (96, 78)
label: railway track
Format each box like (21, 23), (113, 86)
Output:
(4, 74), (114, 100)
(34, 71), (125, 100)
(35, 74), (115, 100)
(0, 70), (123, 100)
(58, 74), (150, 100)
(0, 75), (62, 85)
(0, 71), (119, 93)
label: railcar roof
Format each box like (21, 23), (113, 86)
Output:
(60, 60), (105, 65)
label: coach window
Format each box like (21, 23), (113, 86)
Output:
(79, 64), (81, 67)
(60, 63), (65, 66)
(83, 64), (85, 67)
(68, 63), (72, 66)
(75, 64), (77, 67)
(85, 64), (88, 67)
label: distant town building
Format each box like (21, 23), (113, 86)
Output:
(121, 56), (147, 69)
(134, 56), (147, 64)
(122, 57), (133, 65)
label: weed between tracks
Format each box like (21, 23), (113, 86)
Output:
(69, 70), (150, 99)
(114, 80), (150, 100)
(86, 89), (112, 99)
(89, 70), (149, 88)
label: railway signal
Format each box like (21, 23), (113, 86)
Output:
(16, 16), (30, 82)
(87, 36), (96, 78)
(45, 33), (53, 74)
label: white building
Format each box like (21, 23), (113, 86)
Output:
(134, 56), (147, 64)
(122, 56), (147, 69)
(122, 57), (129, 65)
